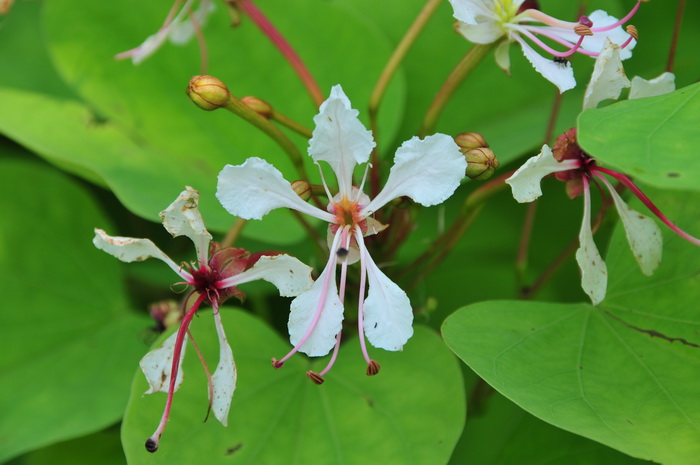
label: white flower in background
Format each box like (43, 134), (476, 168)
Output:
(447, 0), (643, 92)
(115, 0), (215, 64)
(217, 85), (466, 382)
(94, 187), (312, 452)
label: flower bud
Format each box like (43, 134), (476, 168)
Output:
(291, 180), (311, 201)
(464, 147), (499, 180)
(186, 75), (231, 111)
(0, 0), (14, 14)
(241, 96), (273, 119)
(454, 132), (488, 151)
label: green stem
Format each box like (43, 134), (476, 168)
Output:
(221, 218), (247, 248)
(271, 110), (313, 139)
(419, 42), (496, 137)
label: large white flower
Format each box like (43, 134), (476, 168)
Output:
(94, 187), (312, 451)
(115, 0), (215, 64)
(448, 0), (642, 92)
(217, 85), (466, 381)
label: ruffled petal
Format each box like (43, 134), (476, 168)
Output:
(361, 246), (414, 351)
(160, 187), (212, 264)
(139, 331), (187, 395)
(517, 38), (576, 93)
(288, 255), (344, 357)
(211, 309), (236, 426)
(583, 39), (630, 110)
(449, 0), (515, 43)
(309, 85), (375, 195)
(575, 181), (607, 305)
(629, 72), (676, 100)
(601, 177), (663, 276)
(93, 228), (187, 278)
(218, 254), (313, 297)
(217, 157), (333, 222)
(169, 0), (215, 44)
(505, 145), (578, 203)
(362, 134), (465, 214)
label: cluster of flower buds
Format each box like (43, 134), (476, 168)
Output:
(455, 132), (499, 180)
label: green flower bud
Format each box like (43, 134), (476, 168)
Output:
(454, 132), (488, 151)
(241, 96), (273, 119)
(291, 180), (312, 201)
(186, 75), (231, 111)
(465, 147), (499, 181)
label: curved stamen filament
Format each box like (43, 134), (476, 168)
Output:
(354, 228), (372, 366)
(315, 162), (335, 202)
(337, 227), (351, 300)
(186, 328), (213, 421)
(590, 1), (641, 33)
(520, 9), (579, 29)
(146, 291), (206, 452)
(592, 166), (700, 246)
(354, 163), (372, 203)
(274, 231), (343, 366)
(512, 25), (594, 57)
(318, 332), (342, 377)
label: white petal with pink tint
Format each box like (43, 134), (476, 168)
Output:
(363, 134), (465, 214)
(220, 254), (313, 297)
(309, 85), (375, 195)
(140, 331), (187, 395)
(211, 310), (236, 426)
(217, 157), (333, 222)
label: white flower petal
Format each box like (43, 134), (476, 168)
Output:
(217, 157), (333, 222)
(169, 0), (215, 44)
(211, 310), (236, 426)
(220, 254), (313, 297)
(583, 39), (630, 110)
(456, 20), (504, 44)
(602, 178), (663, 276)
(288, 253), (344, 357)
(363, 134), (465, 214)
(518, 39), (576, 92)
(505, 145), (577, 203)
(360, 240), (414, 351)
(629, 72), (676, 100)
(575, 183), (607, 305)
(309, 85), (375, 195)
(160, 187), (212, 263)
(93, 228), (185, 277)
(494, 40), (512, 74)
(140, 331), (187, 395)
(449, 0), (518, 43)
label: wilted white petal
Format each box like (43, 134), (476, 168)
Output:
(361, 241), (413, 351)
(583, 39), (630, 110)
(575, 184), (607, 305)
(601, 177), (662, 275)
(169, 0), (216, 44)
(160, 187), (212, 264)
(211, 310), (236, 426)
(629, 72), (676, 100)
(140, 331), (187, 395)
(363, 134), (466, 214)
(217, 157), (333, 222)
(505, 145), (577, 203)
(219, 254), (313, 297)
(494, 40), (512, 74)
(93, 228), (186, 277)
(309, 85), (375, 195)
(288, 256), (344, 357)
(518, 39), (576, 93)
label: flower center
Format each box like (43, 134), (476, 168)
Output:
(189, 264), (222, 296)
(494, 0), (520, 24)
(330, 196), (363, 228)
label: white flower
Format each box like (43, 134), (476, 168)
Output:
(94, 187), (312, 451)
(115, 0), (215, 65)
(448, 0), (641, 92)
(217, 85), (466, 380)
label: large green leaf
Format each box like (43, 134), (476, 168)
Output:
(442, 188), (700, 464)
(579, 83), (700, 191)
(0, 157), (151, 462)
(7, 427), (125, 465)
(122, 310), (464, 464)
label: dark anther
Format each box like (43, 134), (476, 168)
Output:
(306, 371), (325, 385)
(366, 360), (381, 376)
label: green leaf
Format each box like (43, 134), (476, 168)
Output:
(579, 83), (700, 191)
(0, 157), (151, 462)
(442, 188), (700, 464)
(122, 310), (464, 464)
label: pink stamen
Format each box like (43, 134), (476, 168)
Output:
(590, 1), (641, 33)
(145, 291), (206, 453)
(354, 163), (372, 203)
(354, 229), (373, 366)
(513, 25), (595, 57)
(273, 231), (343, 367)
(521, 9), (578, 29)
(618, 34), (636, 50)
(337, 228), (351, 300)
(318, 331), (343, 377)
(592, 166), (700, 246)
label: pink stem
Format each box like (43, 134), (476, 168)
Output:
(318, 332), (342, 377)
(592, 166), (700, 246)
(237, 0), (325, 106)
(354, 229), (372, 365)
(590, 2), (641, 33)
(514, 25), (595, 57)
